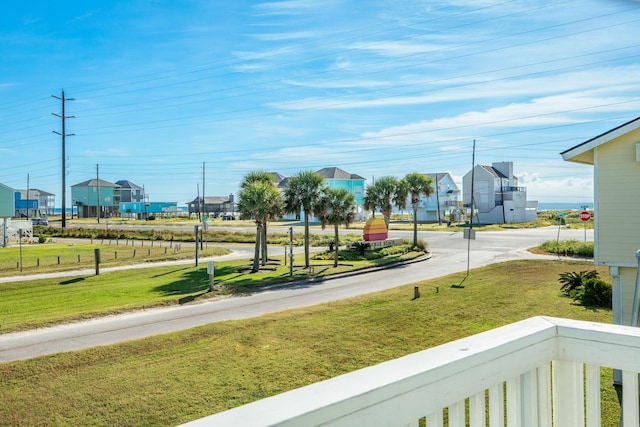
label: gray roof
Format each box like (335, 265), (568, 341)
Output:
(115, 180), (143, 190)
(480, 165), (508, 179)
(315, 167), (365, 180)
(188, 195), (233, 205)
(71, 179), (119, 188)
(17, 188), (55, 198)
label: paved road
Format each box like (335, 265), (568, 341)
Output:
(0, 226), (591, 362)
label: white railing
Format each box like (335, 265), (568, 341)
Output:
(180, 316), (640, 427)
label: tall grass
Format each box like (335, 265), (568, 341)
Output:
(539, 239), (594, 257)
(0, 259), (619, 426)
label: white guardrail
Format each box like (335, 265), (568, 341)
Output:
(179, 316), (640, 427)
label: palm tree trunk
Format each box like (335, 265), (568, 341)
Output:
(304, 211), (310, 268)
(261, 222), (268, 266)
(252, 222), (262, 272)
(412, 204), (419, 247)
(333, 224), (339, 268)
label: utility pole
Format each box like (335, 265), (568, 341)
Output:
(435, 173), (441, 225)
(197, 183), (201, 221)
(143, 185), (147, 220)
(26, 174), (30, 220)
(202, 161), (205, 219)
(96, 164), (100, 224)
(52, 90), (74, 228)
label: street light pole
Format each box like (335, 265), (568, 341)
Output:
(194, 224), (199, 266)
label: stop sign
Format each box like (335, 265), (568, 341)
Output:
(579, 211), (591, 222)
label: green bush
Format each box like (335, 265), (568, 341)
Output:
(540, 239), (594, 257)
(38, 235), (47, 244)
(351, 241), (370, 256)
(558, 270), (599, 296)
(572, 278), (612, 308)
(379, 245), (410, 256)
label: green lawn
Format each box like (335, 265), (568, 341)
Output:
(0, 248), (423, 332)
(0, 241), (230, 277)
(0, 259), (620, 426)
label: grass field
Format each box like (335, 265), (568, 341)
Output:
(0, 247), (422, 332)
(0, 259), (619, 426)
(0, 240), (230, 277)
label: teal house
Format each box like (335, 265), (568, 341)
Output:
(71, 179), (120, 219)
(0, 183), (15, 218)
(316, 167), (366, 220)
(316, 167), (365, 205)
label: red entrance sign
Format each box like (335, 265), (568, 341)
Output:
(579, 211), (591, 222)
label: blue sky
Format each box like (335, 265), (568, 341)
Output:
(2, 0), (640, 207)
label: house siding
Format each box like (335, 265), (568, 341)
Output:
(563, 118), (640, 329)
(594, 129), (640, 266)
(0, 184), (15, 217)
(325, 178), (364, 206)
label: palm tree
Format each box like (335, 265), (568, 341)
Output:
(238, 174), (282, 272)
(402, 172), (434, 247)
(283, 171), (325, 268)
(317, 187), (356, 267)
(363, 176), (404, 228)
(240, 171), (280, 265)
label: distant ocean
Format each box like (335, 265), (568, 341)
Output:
(52, 204), (588, 214)
(53, 206), (189, 214)
(537, 202), (593, 211)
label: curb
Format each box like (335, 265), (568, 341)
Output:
(254, 251), (433, 292)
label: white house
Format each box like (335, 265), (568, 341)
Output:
(415, 172), (461, 223)
(463, 161), (537, 224)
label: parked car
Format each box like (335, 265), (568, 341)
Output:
(32, 217), (48, 226)
(222, 214), (235, 220)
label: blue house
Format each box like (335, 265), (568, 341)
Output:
(14, 191), (38, 218)
(120, 201), (178, 219)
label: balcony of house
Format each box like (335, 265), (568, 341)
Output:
(181, 316), (640, 427)
(502, 186), (527, 193)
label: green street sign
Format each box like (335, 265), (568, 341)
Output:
(558, 212), (566, 218)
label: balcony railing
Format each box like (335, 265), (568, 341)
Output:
(180, 316), (640, 427)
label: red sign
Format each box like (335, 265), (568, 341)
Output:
(579, 211), (591, 222)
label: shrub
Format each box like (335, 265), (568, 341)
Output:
(540, 240), (594, 257)
(351, 241), (370, 256)
(38, 235), (47, 244)
(558, 270), (599, 296)
(379, 245), (409, 256)
(573, 278), (612, 308)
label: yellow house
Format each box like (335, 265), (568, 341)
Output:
(561, 116), (640, 329)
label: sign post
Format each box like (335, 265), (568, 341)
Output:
(288, 227), (294, 277)
(579, 210), (591, 242)
(194, 225), (199, 266)
(207, 261), (215, 292)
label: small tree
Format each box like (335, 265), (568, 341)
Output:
(364, 176), (404, 228)
(401, 172), (434, 247)
(238, 178), (282, 273)
(283, 171), (325, 268)
(317, 187), (356, 267)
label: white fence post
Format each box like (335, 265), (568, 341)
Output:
(552, 360), (585, 426)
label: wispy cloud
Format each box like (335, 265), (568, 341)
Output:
(252, 0), (324, 16)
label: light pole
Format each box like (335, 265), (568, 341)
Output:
(18, 229), (23, 272)
(289, 227), (294, 277)
(194, 225), (199, 266)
